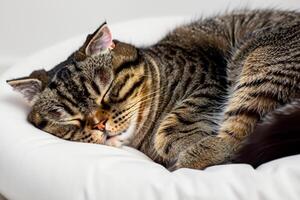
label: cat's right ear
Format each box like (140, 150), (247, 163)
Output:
(85, 22), (115, 56)
(6, 69), (49, 105)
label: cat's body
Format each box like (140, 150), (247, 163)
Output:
(7, 9), (300, 169)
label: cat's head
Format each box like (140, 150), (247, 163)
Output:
(7, 23), (150, 146)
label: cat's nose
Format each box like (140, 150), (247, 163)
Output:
(93, 119), (108, 132)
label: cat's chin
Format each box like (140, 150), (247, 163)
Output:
(104, 130), (130, 147)
(105, 121), (137, 147)
(105, 135), (124, 147)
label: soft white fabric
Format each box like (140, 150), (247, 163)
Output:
(1, 14), (300, 200)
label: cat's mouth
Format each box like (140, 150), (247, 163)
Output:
(91, 118), (133, 146)
(93, 126), (125, 141)
(106, 132), (121, 140)
(103, 130), (127, 147)
(92, 120), (129, 137)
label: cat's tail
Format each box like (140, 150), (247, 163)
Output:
(232, 99), (300, 168)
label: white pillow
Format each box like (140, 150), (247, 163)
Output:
(1, 15), (300, 200)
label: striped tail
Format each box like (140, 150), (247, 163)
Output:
(232, 99), (300, 168)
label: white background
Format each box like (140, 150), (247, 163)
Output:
(0, 0), (299, 71)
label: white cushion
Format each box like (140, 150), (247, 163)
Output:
(1, 11), (300, 200)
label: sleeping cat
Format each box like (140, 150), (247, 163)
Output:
(7, 9), (300, 170)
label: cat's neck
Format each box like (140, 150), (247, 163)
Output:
(129, 41), (228, 158)
(128, 50), (161, 150)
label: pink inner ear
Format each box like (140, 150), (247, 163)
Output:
(100, 26), (114, 49)
(86, 25), (115, 56)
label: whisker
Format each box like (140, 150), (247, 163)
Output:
(123, 89), (161, 108)
(120, 96), (155, 113)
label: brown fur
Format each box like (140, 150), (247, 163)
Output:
(7, 9), (300, 170)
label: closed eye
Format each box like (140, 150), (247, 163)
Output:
(59, 118), (85, 126)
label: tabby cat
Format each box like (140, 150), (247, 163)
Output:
(7, 9), (300, 170)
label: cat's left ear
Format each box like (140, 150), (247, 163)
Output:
(85, 22), (115, 56)
(6, 69), (49, 105)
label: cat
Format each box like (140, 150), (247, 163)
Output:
(7, 9), (300, 170)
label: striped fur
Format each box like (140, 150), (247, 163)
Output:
(232, 99), (300, 167)
(7, 9), (300, 170)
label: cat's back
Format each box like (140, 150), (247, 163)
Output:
(161, 9), (300, 51)
(154, 9), (300, 87)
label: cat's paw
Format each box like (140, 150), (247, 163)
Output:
(169, 136), (235, 170)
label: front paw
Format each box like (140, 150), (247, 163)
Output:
(169, 136), (234, 170)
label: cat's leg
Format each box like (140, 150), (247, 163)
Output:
(153, 88), (224, 168)
(154, 109), (216, 168)
(172, 46), (300, 170)
(154, 112), (213, 167)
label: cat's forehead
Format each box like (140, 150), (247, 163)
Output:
(35, 54), (113, 110)
(49, 52), (112, 80)
(79, 53), (112, 67)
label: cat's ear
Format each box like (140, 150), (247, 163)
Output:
(6, 69), (49, 105)
(85, 22), (115, 56)
(7, 78), (43, 105)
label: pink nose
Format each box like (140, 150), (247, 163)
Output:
(94, 119), (107, 131)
